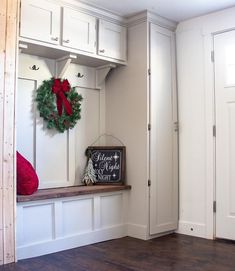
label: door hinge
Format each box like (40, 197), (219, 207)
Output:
(148, 179), (151, 187)
(211, 51), (215, 62)
(148, 123), (151, 131)
(174, 121), (179, 132)
(213, 201), (216, 213)
(148, 69), (151, 76)
(213, 125), (216, 137)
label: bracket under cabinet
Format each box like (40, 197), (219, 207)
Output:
(95, 64), (116, 89)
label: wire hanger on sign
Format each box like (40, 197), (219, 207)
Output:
(90, 133), (125, 147)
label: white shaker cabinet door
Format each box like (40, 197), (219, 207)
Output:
(98, 20), (127, 61)
(20, 0), (61, 45)
(62, 8), (96, 54)
(149, 24), (178, 235)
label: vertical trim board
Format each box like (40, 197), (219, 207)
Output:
(0, 0), (7, 265)
(0, 0), (19, 265)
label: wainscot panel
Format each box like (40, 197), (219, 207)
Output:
(16, 190), (129, 260)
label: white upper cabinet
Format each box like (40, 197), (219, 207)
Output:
(62, 8), (96, 54)
(20, 0), (61, 45)
(98, 20), (127, 61)
(20, 0), (127, 64)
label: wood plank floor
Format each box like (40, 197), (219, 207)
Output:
(1, 234), (235, 271)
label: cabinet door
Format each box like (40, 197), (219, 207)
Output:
(98, 20), (126, 61)
(149, 24), (178, 235)
(20, 0), (60, 45)
(63, 8), (96, 54)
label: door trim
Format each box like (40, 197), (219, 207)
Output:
(204, 29), (235, 239)
(204, 33), (216, 239)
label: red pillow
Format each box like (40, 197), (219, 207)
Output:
(17, 151), (39, 195)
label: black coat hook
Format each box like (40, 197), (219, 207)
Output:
(77, 72), (84, 78)
(29, 65), (39, 70)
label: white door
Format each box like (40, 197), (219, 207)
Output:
(98, 20), (126, 61)
(63, 8), (96, 53)
(20, 0), (60, 45)
(149, 24), (178, 235)
(214, 30), (235, 240)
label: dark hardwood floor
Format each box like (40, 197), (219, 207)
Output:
(1, 234), (235, 271)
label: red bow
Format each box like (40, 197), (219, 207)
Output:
(52, 78), (72, 116)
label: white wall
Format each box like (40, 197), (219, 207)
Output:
(176, 6), (235, 238)
(177, 28), (207, 237)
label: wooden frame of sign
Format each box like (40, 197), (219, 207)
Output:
(86, 146), (126, 184)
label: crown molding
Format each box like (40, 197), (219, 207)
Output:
(127, 10), (177, 30)
(59, 0), (127, 25)
(44, 0), (177, 30)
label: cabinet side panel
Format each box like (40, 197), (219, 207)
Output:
(105, 22), (149, 238)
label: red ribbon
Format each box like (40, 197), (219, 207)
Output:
(52, 78), (72, 116)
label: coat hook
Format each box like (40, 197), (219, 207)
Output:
(29, 65), (39, 70)
(77, 72), (84, 78)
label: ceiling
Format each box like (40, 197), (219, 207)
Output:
(80, 0), (235, 22)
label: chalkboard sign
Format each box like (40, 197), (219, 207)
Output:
(86, 146), (126, 184)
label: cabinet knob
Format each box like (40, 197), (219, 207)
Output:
(99, 49), (105, 53)
(63, 39), (70, 43)
(51, 37), (59, 41)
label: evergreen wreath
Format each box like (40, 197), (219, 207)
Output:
(36, 78), (83, 133)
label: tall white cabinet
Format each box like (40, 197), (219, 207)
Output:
(149, 24), (178, 235)
(106, 12), (178, 239)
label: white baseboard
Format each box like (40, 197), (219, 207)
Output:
(176, 220), (206, 238)
(17, 224), (127, 260)
(127, 223), (148, 240)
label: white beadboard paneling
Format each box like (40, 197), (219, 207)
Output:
(17, 54), (103, 188)
(21, 203), (54, 245)
(101, 194), (123, 227)
(75, 87), (100, 182)
(62, 62), (101, 184)
(62, 198), (93, 235)
(16, 79), (36, 165)
(36, 128), (69, 187)
(17, 53), (75, 189)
